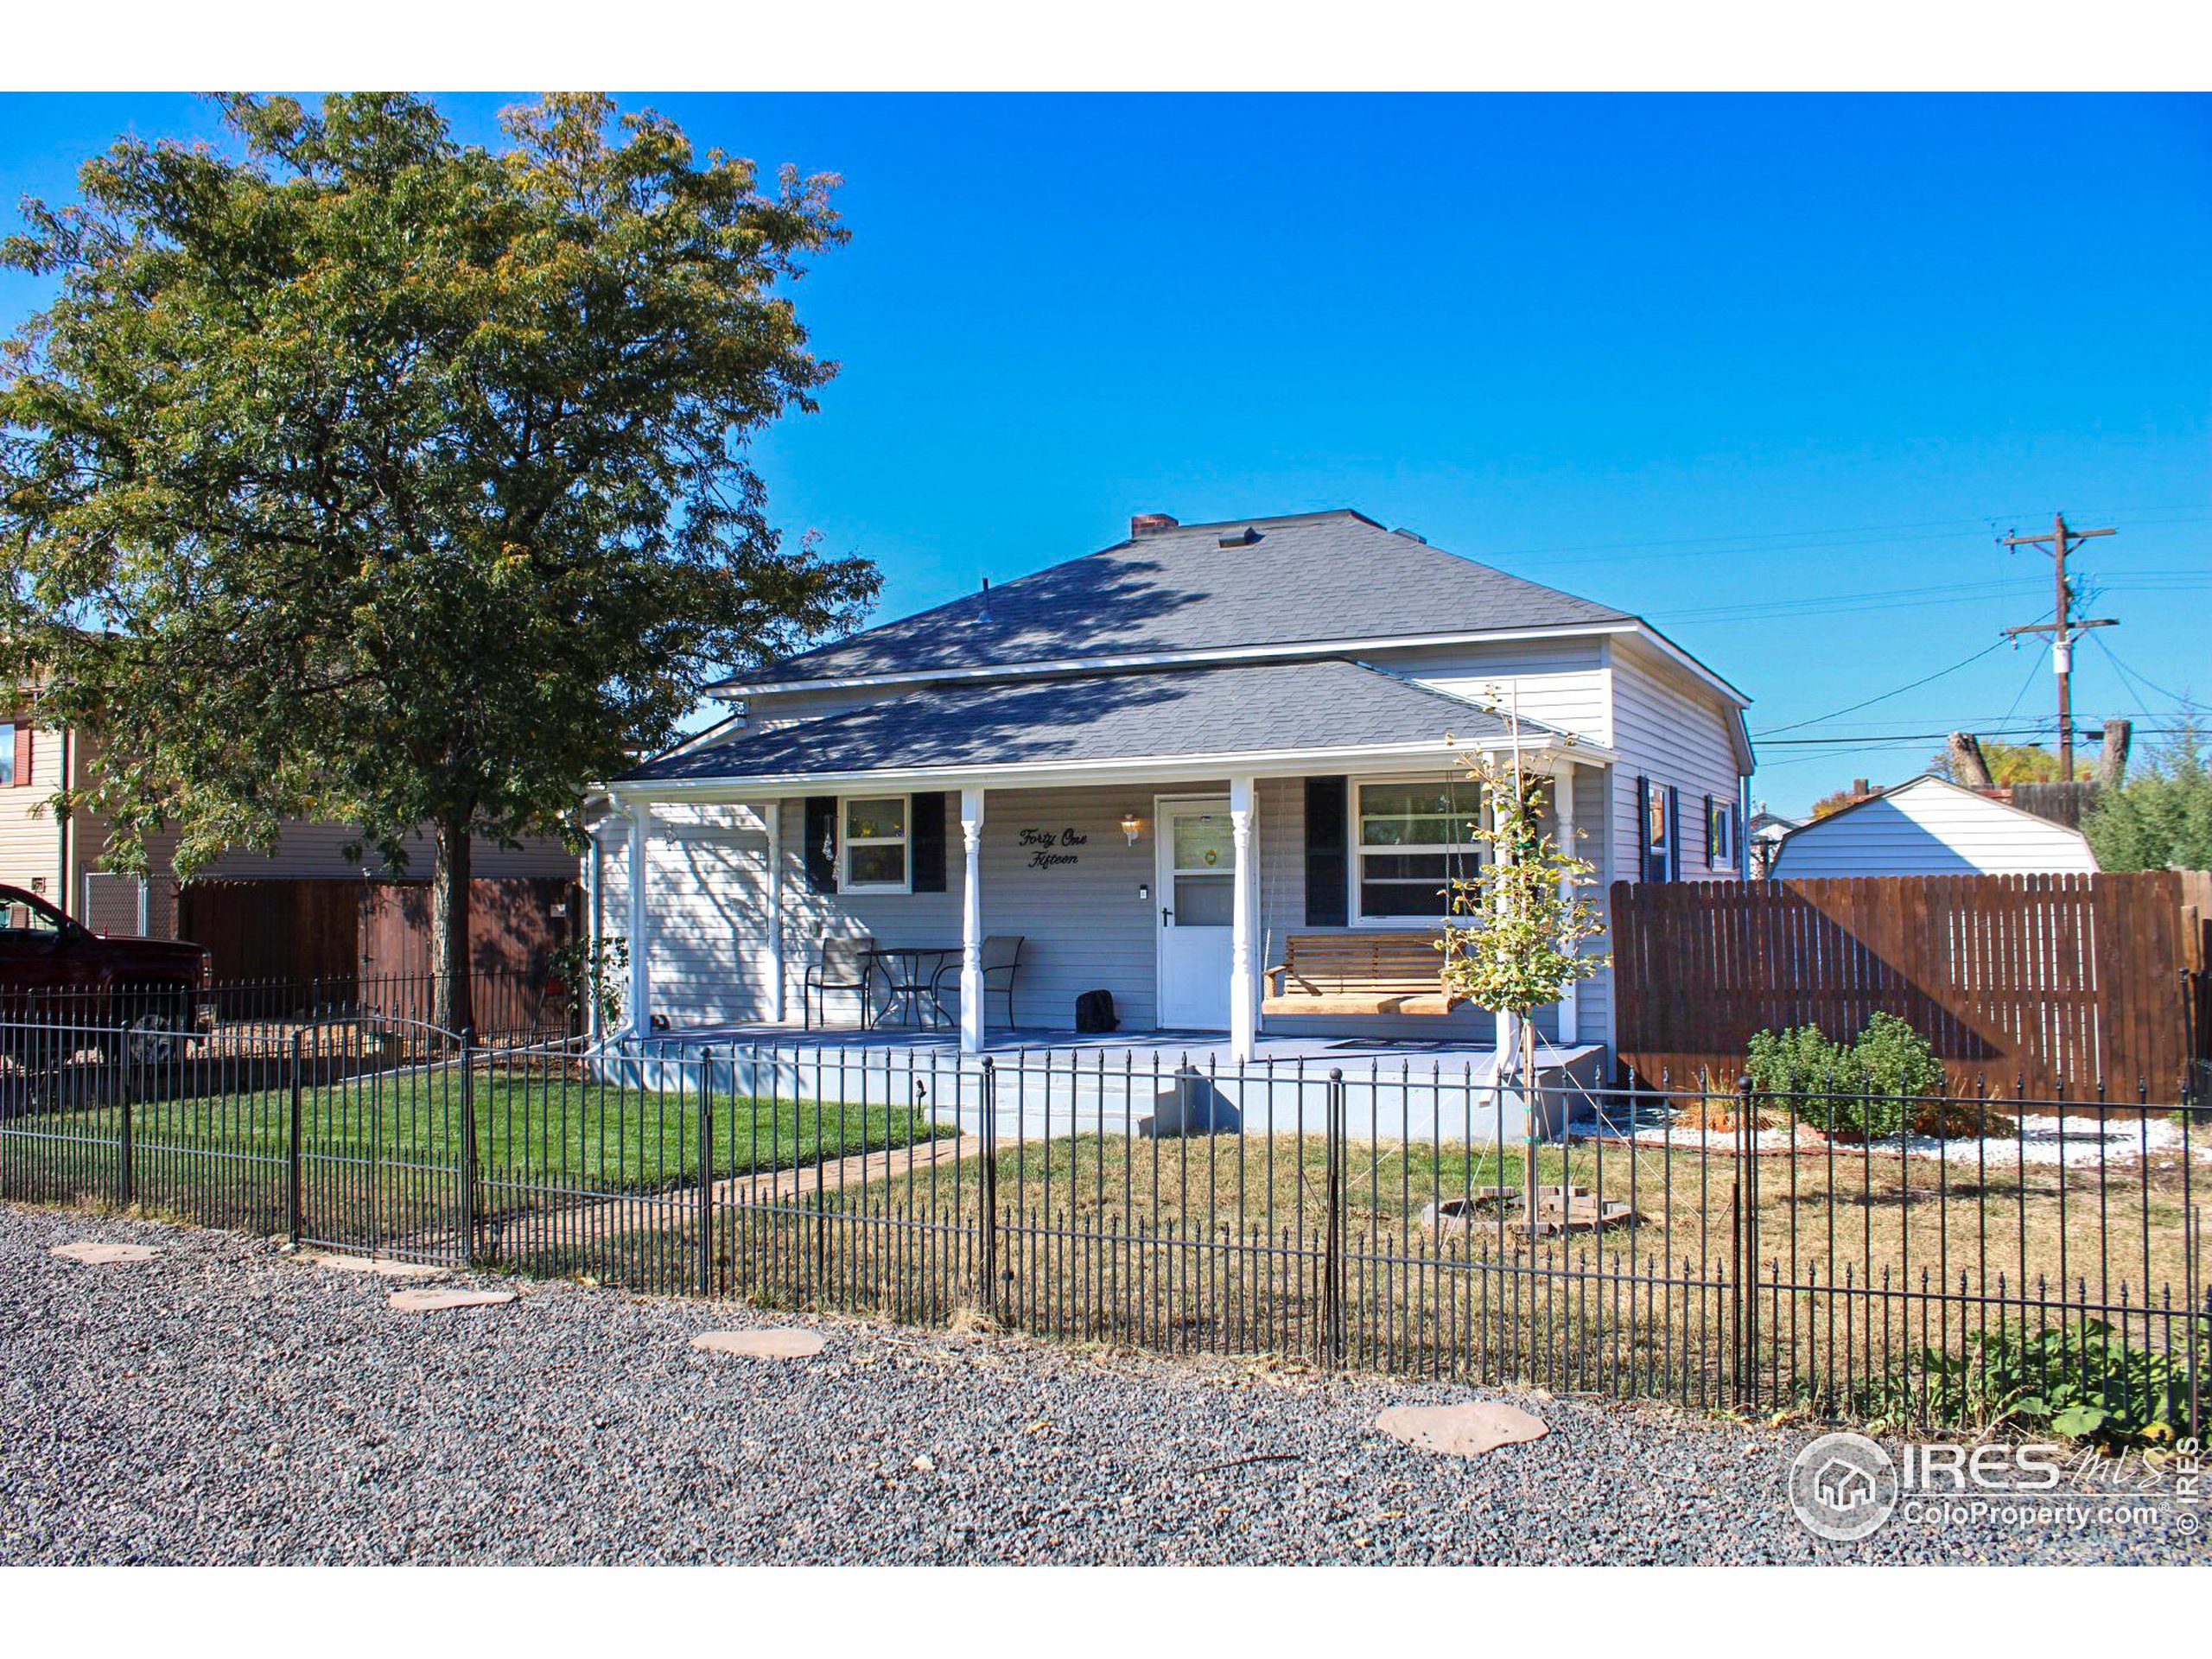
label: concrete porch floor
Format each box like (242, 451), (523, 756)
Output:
(598, 1024), (1610, 1142)
(639, 1021), (1545, 1070)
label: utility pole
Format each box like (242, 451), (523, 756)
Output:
(2000, 512), (2117, 779)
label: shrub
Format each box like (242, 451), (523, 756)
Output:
(1744, 1013), (1946, 1141)
(1821, 1319), (2204, 1444)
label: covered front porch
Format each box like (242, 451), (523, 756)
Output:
(593, 658), (1615, 1067)
(594, 1021), (1611, 1143)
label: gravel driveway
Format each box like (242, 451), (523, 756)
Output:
(0, 1203), (2196, 1565)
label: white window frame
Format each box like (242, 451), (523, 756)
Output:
(838, 791), (912, 894)
(1708, 796), (1733, 868)
(1347, 775), (1488, 927)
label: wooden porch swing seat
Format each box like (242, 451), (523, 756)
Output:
(1261, 931), (1463, 1018)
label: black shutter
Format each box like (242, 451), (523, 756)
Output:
(911, 791), (948, 893)
(1303, 776), (1349, 925)
(1636, 775), (1652, 882)
(804, 796), (837, 893)
(1667, 785), (1681, 884)
(1703, 794), (1714, 867)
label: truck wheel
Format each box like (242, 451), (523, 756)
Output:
(116, 993), (188, 1071)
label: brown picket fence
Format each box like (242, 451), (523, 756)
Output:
(1611, 872), (2212, 1100)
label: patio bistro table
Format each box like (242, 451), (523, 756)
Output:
(864, 945), (961, 1030)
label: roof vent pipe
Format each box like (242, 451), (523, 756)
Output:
(1217, 527), (1262, 548)
(1130, 513), (1179, 537)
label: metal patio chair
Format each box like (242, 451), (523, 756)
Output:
(931, 935), (1025, 1032)
(802, 934), (877, 1029)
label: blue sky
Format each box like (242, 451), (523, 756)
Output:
(3, 93), (2206, 814)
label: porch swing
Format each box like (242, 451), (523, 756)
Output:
(1259, 771), (1478, 1019)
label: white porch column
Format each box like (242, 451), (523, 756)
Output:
(582, 820), (604, 1040)
(626, 799), (652, 1039)
(1486, 782), (1516, 1063)
(1554, 761), (1578, 1045)
(763, 801), (785, 1024)
(1229, 775), (1256, 1063)
(958, 786), (986, 1054)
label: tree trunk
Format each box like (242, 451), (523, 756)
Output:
(1947, 732), (1993, 788)
(1522, 1010), (1541, 1235)
(431, 809), (475, 1037)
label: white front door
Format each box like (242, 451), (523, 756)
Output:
(1156, 797), (1235, 1030)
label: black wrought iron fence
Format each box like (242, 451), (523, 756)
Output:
(1, 968), (570, 1059)
(1, 1020), (2202, 1440)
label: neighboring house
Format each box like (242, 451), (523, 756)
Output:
(596, 508), (1755, 1059)
(1769, 773), (2098, 878)
(1746, 802), (1801, 879)
(0, 709), (577, 941)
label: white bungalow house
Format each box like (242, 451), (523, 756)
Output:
(1769, 773), (2099, 878)
(593, 509), (1753, 1068)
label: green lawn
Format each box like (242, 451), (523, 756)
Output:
(2, 1068), (951, 1197)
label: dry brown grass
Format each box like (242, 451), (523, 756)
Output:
(830, 1129), (2202, 1307)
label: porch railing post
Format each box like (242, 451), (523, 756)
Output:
(1228, 776), (1256, 1063)
(959, 787), (986, 1054)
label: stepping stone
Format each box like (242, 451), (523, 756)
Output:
(308, 1253), (448, 1279)
(388, 1287), (518, 1312)
(50, 1242), (160, 1264)
(1374, 1401), (1548, 1458)
(692, 1328), (825, 1359)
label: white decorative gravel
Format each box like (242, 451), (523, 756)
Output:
(1897, 1113), (2204, 1169)
(0, 1204), (2194, 1565)
(1585, 1114), (2209, 1167)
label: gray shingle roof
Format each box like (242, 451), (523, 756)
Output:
(720, 510), (1634, 690)
(626, 659), (1550, 783)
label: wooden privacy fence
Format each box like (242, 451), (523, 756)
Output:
(1611, 871), (2212, 1098)
(178, 876), (582, 989)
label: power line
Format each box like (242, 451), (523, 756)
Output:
(1751, 630), (2029, 738)
(1759, 724), (2196, 747)
(1489, 508), (2209, 570)
(2088, 632), (2197, 710)
(1655, 573), (2210, 627)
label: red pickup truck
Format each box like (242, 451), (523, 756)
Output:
(0, 884), (213, 1063)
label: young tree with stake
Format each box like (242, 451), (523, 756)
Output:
(1438, 696), (1610, 1230)
(0, 93), (877, 1032)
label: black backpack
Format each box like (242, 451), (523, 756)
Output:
(1074, 988), (1118, 1033)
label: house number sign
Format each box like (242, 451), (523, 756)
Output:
(1019, 826), (1089, 870)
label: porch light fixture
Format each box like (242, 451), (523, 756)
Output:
(1120, 811), (1142, 846)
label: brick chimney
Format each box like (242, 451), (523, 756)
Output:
(1129, 512), (1179, 537)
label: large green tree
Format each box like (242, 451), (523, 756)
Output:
(0, 93), (876, 1031)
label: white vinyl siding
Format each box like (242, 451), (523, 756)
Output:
(1770, 778), (2098, 877)
(594, 804), (777, 1028)
(1253, 766), (1610, 1047)
(774, 784), (1156, 1032)
(1376, 637), (1611, 747)
(1605, 633), (1748, 889)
